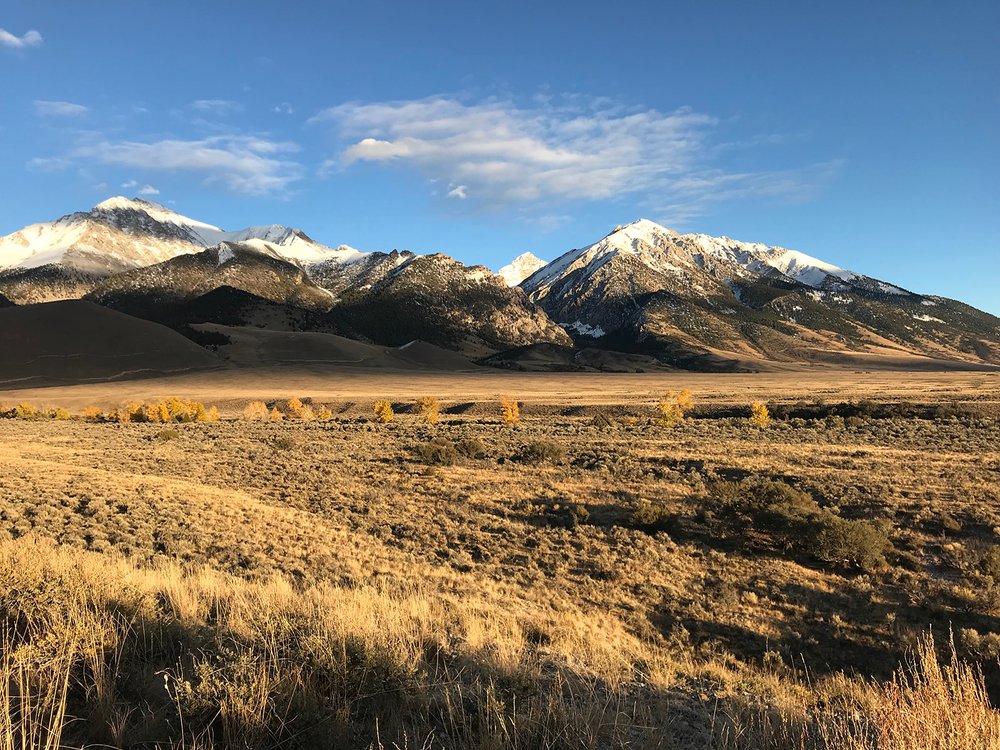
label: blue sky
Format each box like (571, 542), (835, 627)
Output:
(1, 0), (998, 313)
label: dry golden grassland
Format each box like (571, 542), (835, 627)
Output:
(1, 370), (1000, 748)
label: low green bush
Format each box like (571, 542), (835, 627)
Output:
(519, 440), (566, 465)
(417, 438), (459, 466)
(455, 437), (487, 460)
(709, 477), (890, 571)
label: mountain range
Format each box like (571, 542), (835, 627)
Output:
(1, 197), (998, 372)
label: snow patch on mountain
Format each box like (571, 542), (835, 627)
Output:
(216, 246), (235, 266)
(563, 321), (606, 338)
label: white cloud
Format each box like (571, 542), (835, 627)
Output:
(190, 99), (242, 116)
(34, 100), (88, 117)
(138, 184), (160, 196)
(121, 179), (138, 189)
(274, 102), (294, 115)
(70, 135), (302, 196)
(312, 95), (837, 221)
(0, 28), (42, 49)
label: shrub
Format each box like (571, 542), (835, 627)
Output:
(416, 396), (440, 424)
(316, 406), (333, 420)
(14, 402), (41, 420)
(373, 400), (394, 424)
(145, 402), (171, 423)
(590, 412), (613, 429)
(500, 397), (520, 426)
(81, 405), (104, 422)
(243, 401), (270, 421)
(155, 428), (181, 442)
(455, 437), (487, 459)
(272, 436), (296, 451)
(286, 398), (315, 420)
(981, 547), (1000, 580)
(287, 397), (305, 418)
(806, 515), (890, 571)
(749, 400), (771, 428)
(710, 477), (891, 571)
(628, 500), (674, 533)
(934, 512), (962, 535)
(519, 440), (566, 465)
(657, 390), (692, 426)
(417, 438), (458, 466)
(546, 500), (590, 529)
(269, 406), (285, 421)
(47, 407), (71, 420)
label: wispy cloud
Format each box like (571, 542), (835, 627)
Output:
(0, 28), (42, 49)
(312, 95), (838, 222)
(31, 135), (300, 196)
(34, 100), (88, 117)
(68, 135), (302, 196)
(138, 184), (160, 195)
(190, 99), (243, 116)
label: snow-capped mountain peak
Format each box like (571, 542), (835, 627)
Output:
(0, 196), (368, 284)
(497, 252), (547, 286)
(89, 196), (226, 246)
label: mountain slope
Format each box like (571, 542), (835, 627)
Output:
(326, 253), (572, 355)
(522, 220), (1000, 368)
(85, 242), (336, 317)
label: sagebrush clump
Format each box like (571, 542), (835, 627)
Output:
(710, 477), (890, 571)
(519, 440), (566, 464)
(417, 437), (458, 465)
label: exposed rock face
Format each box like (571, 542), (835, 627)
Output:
(85, 242), (336, 315)
(325, 254), (572, 355)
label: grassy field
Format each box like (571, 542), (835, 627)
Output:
(2, 369), (1000, 748)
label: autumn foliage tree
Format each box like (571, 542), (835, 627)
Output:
(657, 389), (693, 427)
(416, 396), (440, 424)
(500, 397), (520, 426)
(750, 400), (771, 428)
(373, 400), (394, 424)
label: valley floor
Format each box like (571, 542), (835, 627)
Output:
(2, 370), (1000, 748)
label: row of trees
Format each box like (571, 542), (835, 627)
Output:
(4, 392), (773, 427)
(657, 389), (770, 428)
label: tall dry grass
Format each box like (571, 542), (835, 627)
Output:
(2, 536), (999, 749)
(720, 633), (1000, 749)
